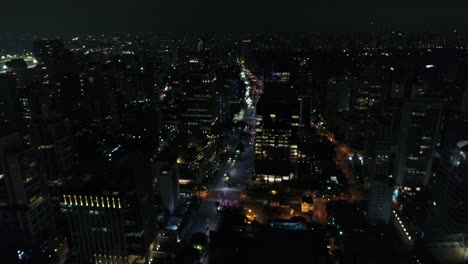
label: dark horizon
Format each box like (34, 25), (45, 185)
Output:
(2, 0), (468, 34)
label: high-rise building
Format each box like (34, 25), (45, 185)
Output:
(426, 140), (468, 240)
(394, 97), (443, 189)
(33, 40), (66, 66)
(5, 59), (33, 130)
(73, 62), (114, 125)
(215, 95), (231, 125)
(32, 39), (79, 119)
(363, 103), (400, 185)
(325, 78), (351, 127)
(364, 110), (398, 226)
(0, 74), (20, 133)
(61, 192), (129, 264)
(367, 180), (394, 225)
(296, 95), (312, 128)
(32, 118), (75, 188)
(0, 133), (56, 246)
(60, 153), (158, 263)
(254, 83), (298, 183)
(153, 160), (179, 215)
(351, 66), (385, 112)
(426, 114), (468, 240)
(352, 80), (384, 112)
(181, 94), (215, 131)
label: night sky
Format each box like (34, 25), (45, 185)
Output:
(2, 0), (468, 33)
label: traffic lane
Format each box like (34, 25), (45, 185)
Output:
(225, 148), (253, 187)
(334, 141), (364, 198)
(187, 184), (246, 240)
(184, 64), (257, 243)
(211, 138), (240, 188)
(181, 134), (241, 242)
(189, 201), (217, 235)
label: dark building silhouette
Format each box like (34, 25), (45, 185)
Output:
(394, 96), (443, 189)
(0, 133), (56, 247)
(60, 153), (158, 263)
(0, 75), (21, 133)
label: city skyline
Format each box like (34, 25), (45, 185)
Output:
(1, 5), (468, 263)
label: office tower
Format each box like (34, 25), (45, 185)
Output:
(325, 78), (351, 127)
(32, 118), (75, 187)
(334, 79), (352, 113)
(366, 143), (394, 184)
(215, 95), (231, 125)
(181, 94), (215, 131)
(5, 59), (33, 130)
(122, 101), (163, 152)
(33, 39), (79, 119)
(0, 74), (21, 133)
(179, 51), (217, 133)
(157, 39), (179, 67)
(153, 159), (179, 214)
(394, 97), (443, 189)
(33, 40), (66, 66)
(352, 79), (384, 111)
(0, 133), (55, 246)
(367, 180), (393, 225)
(426, 140), (468, 240)
(351, 65), (385, 112)
(61, 192), (130, 264)
(60, 152), (157, 263)
(363, 103), (400, 185)
(297, 95), (313, 128)
(254, 83), (297, 183)
(426, 114), (468, 239)
(364, 111), (397, 226)
(114, 61), (147, 104)
(76, 62), (116, 125)
(293, 70), (314, 126)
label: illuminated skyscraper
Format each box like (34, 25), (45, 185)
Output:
(60, 153), (157, 263)
(181, 94), (215, 130)
(254, 83), (298, 183)
(351, 66), (385, 112)
(394, 97), (443, 189)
